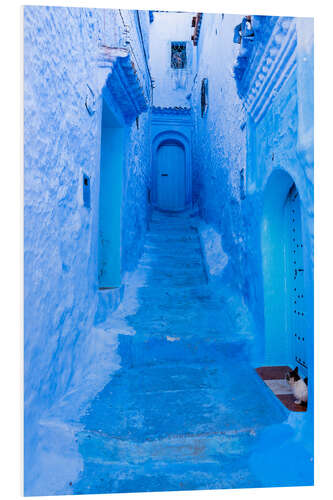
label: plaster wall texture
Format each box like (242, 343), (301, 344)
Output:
(241, 20), (314, 371)
(190, 13), (313, 373)
(244, 74), (301, 367)
(24, 6), (151, 495)
(149, 11), (195, 107)
(24, 8), (314, 494)
(243, 18), (314, 458)
(190, 13), (247, 284)
(188, 14), (313, 478)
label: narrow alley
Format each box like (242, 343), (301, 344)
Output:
(24, 6), (314, 496)
(74, 211), (286, 494)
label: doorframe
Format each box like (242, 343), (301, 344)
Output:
(284, 182), (307, 374)
(151, 130), (192, 212)
(261, 168), (307, 370)
(97, 93), (125, 288)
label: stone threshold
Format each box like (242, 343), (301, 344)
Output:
(256, 366), (307, 412)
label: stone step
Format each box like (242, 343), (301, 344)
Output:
(117, 334), (251, 369)
(140, 255), (203, 267)
(77, 356), (286, 443)
(133, 284), (215, 302)
(143, 241), (202, 251)
(150, 214), (193, 223)
(139, 276), (207, 288)
(148, 226), (196, 235)
(137, 261), (205, 274)
(134, 274), (206, 288)
(139, 259), (204, 272)
(72, 210), (291, 496)
(76, 429), (255, 466)
(146, 230), (198, 239)
(126, 316), (230, 333)
(127, 297), (221, 314)
(73, 438), (260, 494)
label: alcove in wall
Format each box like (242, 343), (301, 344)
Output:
(98, 98), (124, 288)
(261, 169), (307, 376)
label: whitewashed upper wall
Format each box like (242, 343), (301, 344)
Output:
(149, 12), (195, 107)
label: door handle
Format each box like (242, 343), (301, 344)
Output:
(161, 174), (168, 176)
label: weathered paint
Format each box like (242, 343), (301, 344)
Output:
(24, 7), (314, 496)
(149, 11), (195, 108)
(24, 5), (152, 495)
(73, 211), (312, 495)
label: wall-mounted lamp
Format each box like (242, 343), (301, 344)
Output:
(233, 16), (254, 44)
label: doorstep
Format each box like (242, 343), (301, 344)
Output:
(256, 366), (307, 412)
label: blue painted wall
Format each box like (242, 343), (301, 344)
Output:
(190, 13), (248, 285)
(190, 12), (314, 482)
(24, 6), (152, 495)
(242, 19), (313, 374)
(149, 12), (195, 108)
(24, 7), (314, 495)
(189, 12), (313, 377)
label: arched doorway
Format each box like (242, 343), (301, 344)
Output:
(152, 131), (191, 212)
(156, 140), (185, 211)
(261, 170), (307, 375)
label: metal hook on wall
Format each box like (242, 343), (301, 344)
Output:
(85, 84), (96, 116)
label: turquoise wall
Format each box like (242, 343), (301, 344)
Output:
(24, 6), (152, 495)
(98, 99), (124, 288)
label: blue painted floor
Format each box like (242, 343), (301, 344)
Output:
(73, 211), (311, 495)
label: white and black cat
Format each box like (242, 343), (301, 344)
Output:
(286, 366), (308, 406)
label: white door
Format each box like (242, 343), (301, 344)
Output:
(157, 143), (185, 211)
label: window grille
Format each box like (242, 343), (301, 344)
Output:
(171, 42), (187, 69)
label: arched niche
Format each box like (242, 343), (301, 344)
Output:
(261, 169), (307, 375)
(152, 131), (192, 212)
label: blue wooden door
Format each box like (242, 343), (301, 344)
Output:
(157, 143), (185, 211)
(285, 184), (307, 373)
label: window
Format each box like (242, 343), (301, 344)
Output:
(171, 42), (187, 69)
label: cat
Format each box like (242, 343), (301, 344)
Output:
(286, 366), (308, 406)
